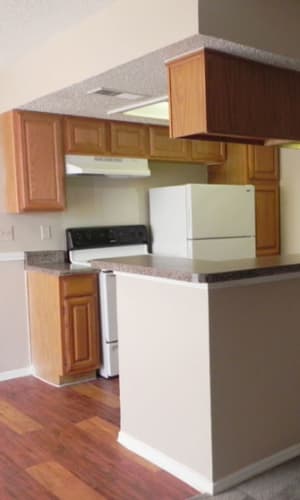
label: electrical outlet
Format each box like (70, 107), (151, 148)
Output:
(40, 225), (52, 240)
(0, 226), (14, 241)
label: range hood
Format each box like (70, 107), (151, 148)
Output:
(166, 48), (300, 146)
(65, 155), (151, 178)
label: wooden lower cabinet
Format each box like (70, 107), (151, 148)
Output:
(208, 143), (280, 256)
(27, 272), (100, 386)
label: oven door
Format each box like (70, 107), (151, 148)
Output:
(99, 271), (118, 343)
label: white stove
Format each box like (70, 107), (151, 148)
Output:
(67, 225), (149, 378)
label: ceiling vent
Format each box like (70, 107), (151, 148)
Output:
(87, 87), (146, 100)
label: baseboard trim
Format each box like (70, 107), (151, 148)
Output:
(0, 366), (32, 382)
(118, 431), (300, 495)
(213, 442), (300, 494)
(118, 431), (213, 494)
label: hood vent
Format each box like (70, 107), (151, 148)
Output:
(87, 87), (146, 100)
(65, 155), (151, 178)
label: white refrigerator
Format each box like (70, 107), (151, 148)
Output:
(149, 184), (256, 261)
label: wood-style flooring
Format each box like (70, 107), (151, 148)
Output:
(0, 376), (197, 499)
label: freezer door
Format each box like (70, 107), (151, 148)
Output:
(186, 184), (255, 239)
(187, 237), (256, 261)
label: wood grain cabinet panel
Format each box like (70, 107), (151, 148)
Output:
(149, 126), (189, 161)
(2, 111), (65, 212)
(247, 145), (279, 181)
(63, 295), (100, 374)
(167, 48), (300, 144)
(64, 116), (108, 155)
(255, 183), (280, 256)
(190, 141), (226, 165)
(27, 272), (100, 386)
(110, 122), (149, 157)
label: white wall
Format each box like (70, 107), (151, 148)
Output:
(280, 148), (300, 255)
(0, 155), (207, 375)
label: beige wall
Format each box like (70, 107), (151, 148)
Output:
(198, 0), (300, 60)
(280, 147), (300, 255)
(209, 276), (300, 480)
(117, 274), (212, 481)
(0, 261), (30, 372)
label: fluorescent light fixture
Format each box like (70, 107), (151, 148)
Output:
(107, 96), (169, 121)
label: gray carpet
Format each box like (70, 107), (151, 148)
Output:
(187, 456), (300, 499)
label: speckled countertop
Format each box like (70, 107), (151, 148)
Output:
(24, 250), (98, 276)
(89, 254), (300, 283)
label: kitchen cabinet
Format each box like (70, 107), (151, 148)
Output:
(64, 116), (108, 155)
(27, 272), (100, 386)
(247, 145), (279, 182)
(255, 183), (280, 256)
(1, 110), (65, 213)
(110, 121), (149, 157)
(62, 115), (226, 165)
(149, 126), (189, 160)
(167, 48), (300, 145)
(190, 140), (226, 164)
(148, 126), (226, 164)
(208, 143), (280, 256)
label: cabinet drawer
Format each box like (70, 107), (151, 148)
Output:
(61, 274), (97, 298)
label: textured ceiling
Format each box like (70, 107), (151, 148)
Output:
(0, 0), (112, 70)
(21, 31), (300, 126)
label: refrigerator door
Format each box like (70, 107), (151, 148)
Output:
(187, 237), (256, 261)
(186, 184), (255, 239)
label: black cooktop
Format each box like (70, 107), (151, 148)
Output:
(66, 225), (148, 251)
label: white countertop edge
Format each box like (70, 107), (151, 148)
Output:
(114, 271), (209, 290)
(0, 252), (25, 262)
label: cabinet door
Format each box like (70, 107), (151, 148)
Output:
(63, 294), (100, 374)
(64, 116), (108, 154)
(190, 141), (226, 165)
(149, 126), (189, 161)
(255, 183), (280, 256)
(110, 122), (149, 157)
(247, 145), (279, 181)
(14, 111), (65, 211)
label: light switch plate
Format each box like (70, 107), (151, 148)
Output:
(0, 226), (14, 241)
(40, 225), (52, 240)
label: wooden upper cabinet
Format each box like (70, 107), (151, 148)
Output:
(190, 141), (226, 165)
(255, 183), (280, 256)
(64, 116), (108, 155)
(167, 48), (300, 145)
(2, 111), (65, 213)
(149, 126), (189, 161)
(208, 143), (248, 184)
(247, 145), (279, 182)
(110, 121), (149, 157)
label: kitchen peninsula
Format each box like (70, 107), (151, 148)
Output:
(91, 254), (300, 495)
